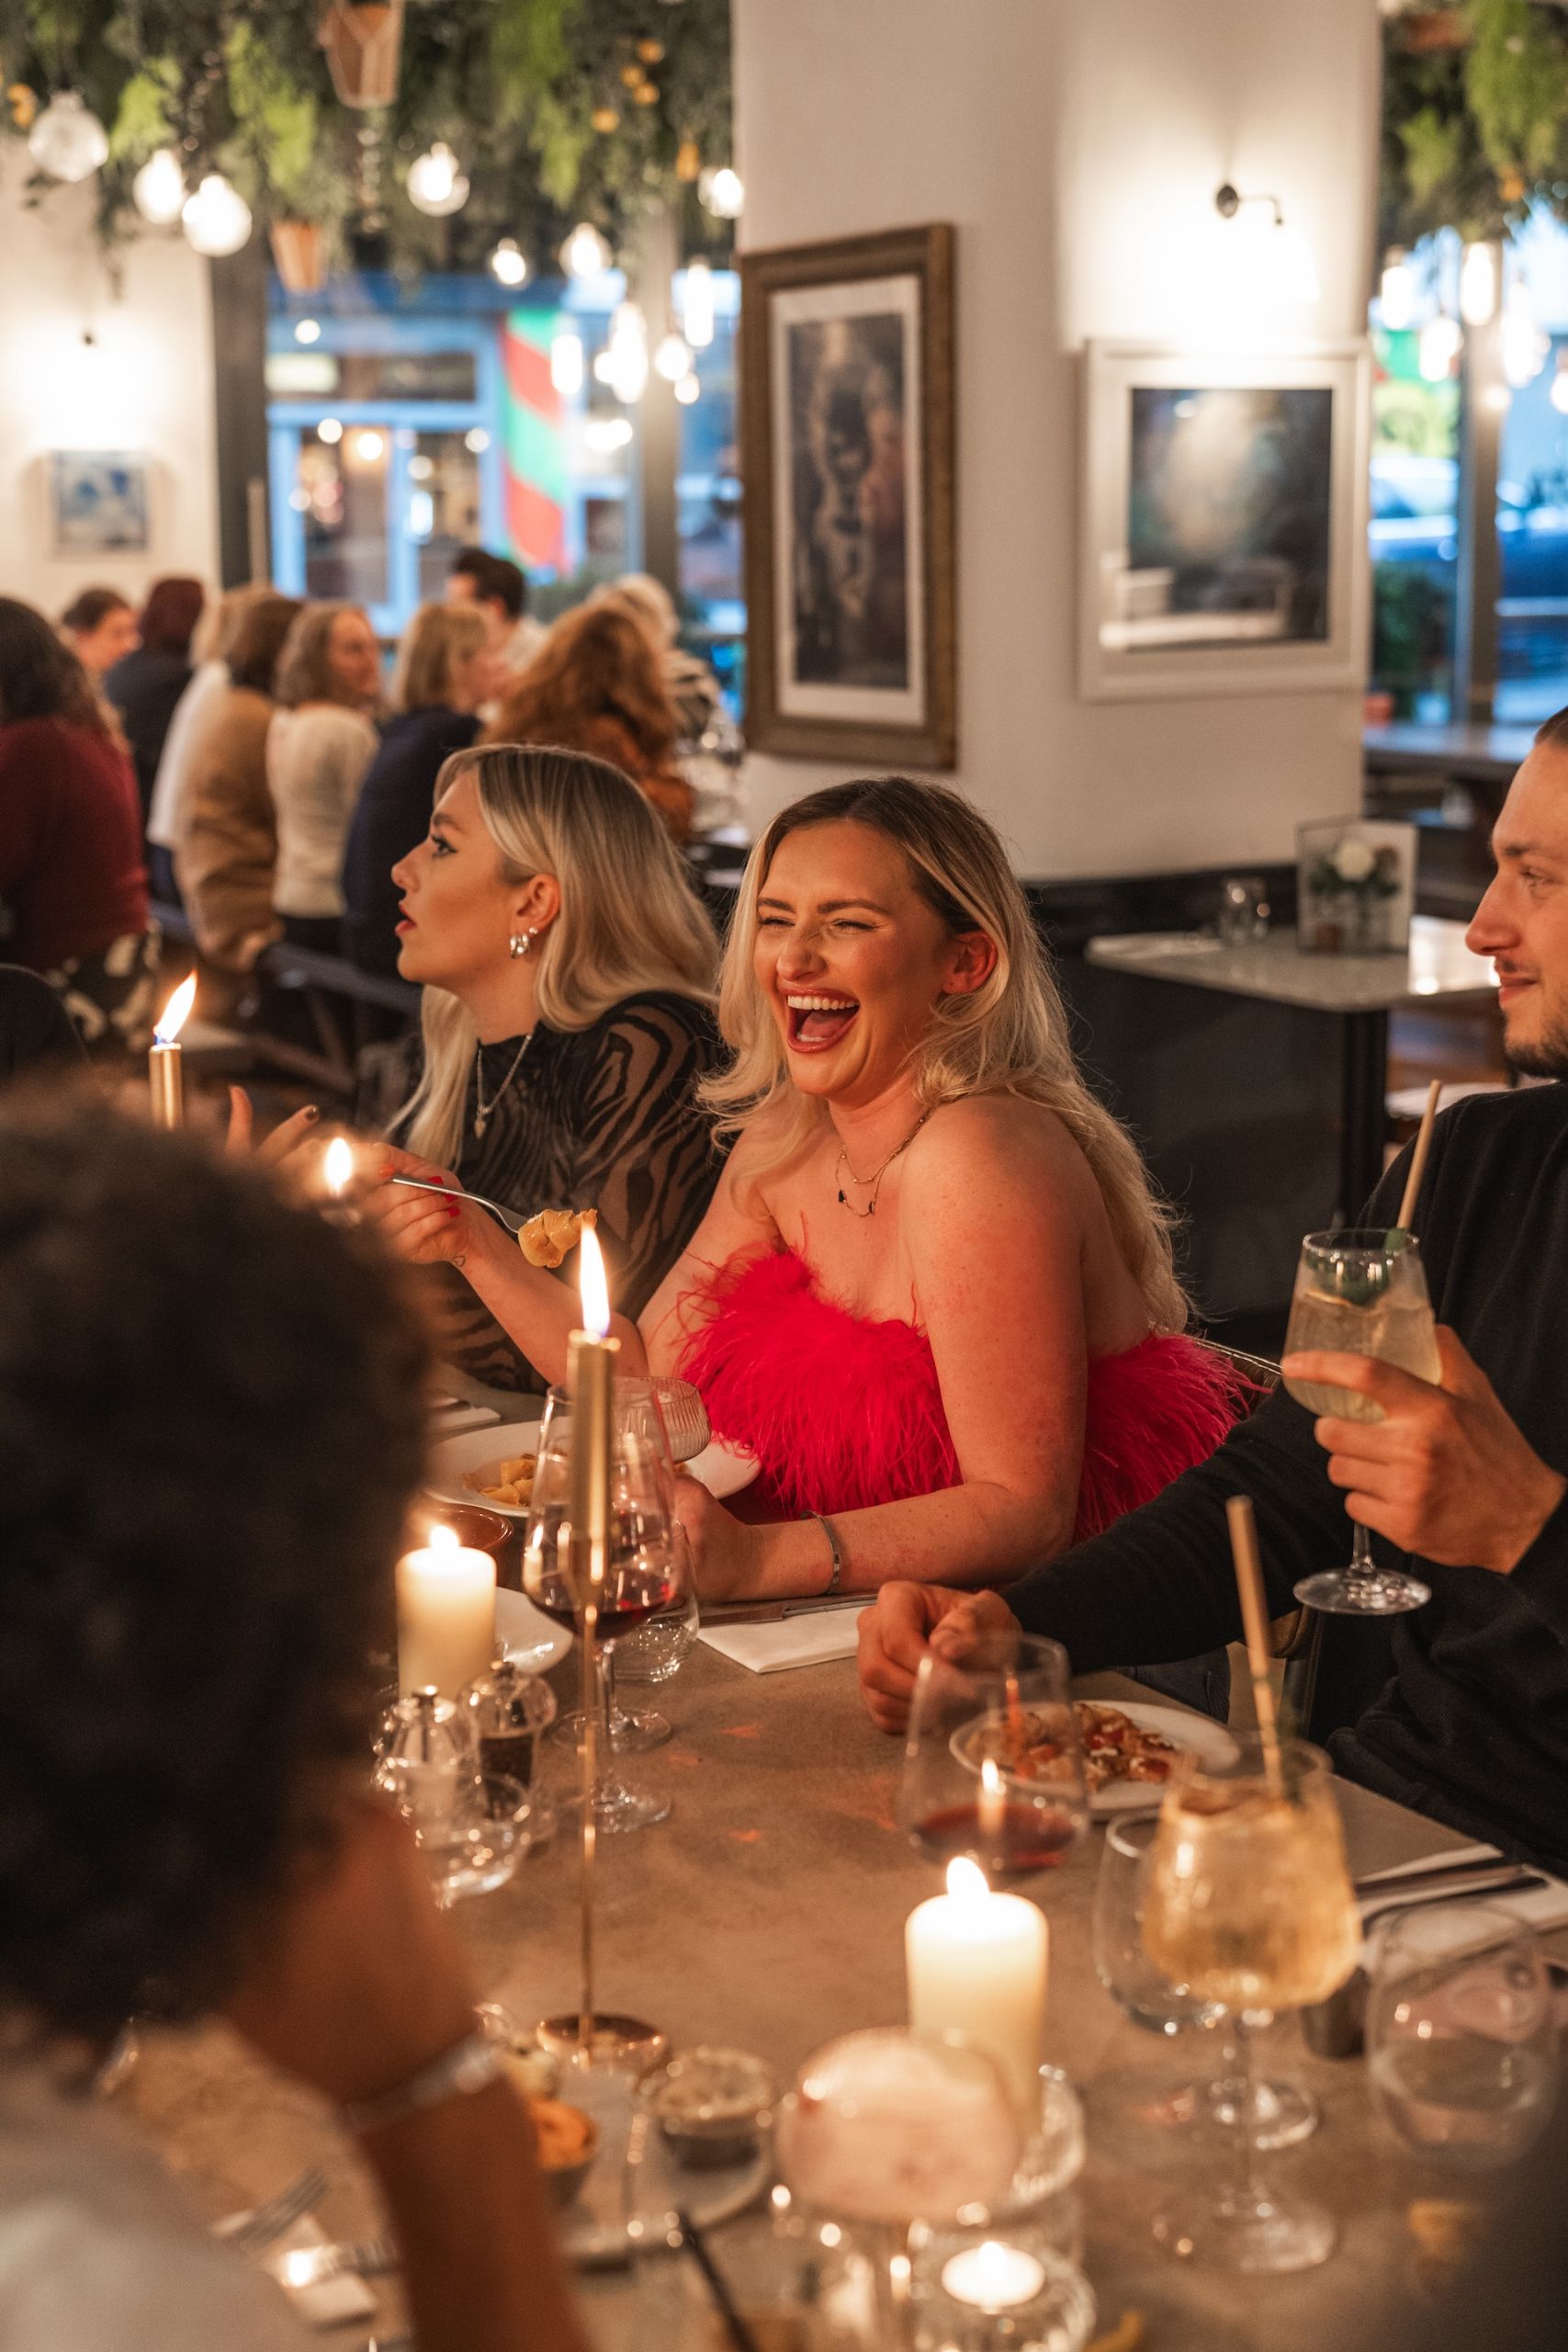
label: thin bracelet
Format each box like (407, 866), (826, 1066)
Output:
(808, 1510), (842, 1597)
(338, 2028), (505, 2139)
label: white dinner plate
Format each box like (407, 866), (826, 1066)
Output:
(953, 1698), (1237, 1816)
(494, 1585), (572, 1674)
(425, 1420), (544, 1520)
(683, 1437), (761, 1501)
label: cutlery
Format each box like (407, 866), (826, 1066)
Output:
(1303, 1871), (1546, 2060)
(220, 2165), (329, 2255)
(701, 1591), (866, 1625)
(274, 2234), (399, 2287)
(1354, 1850), (1505, 1895)
(675, 2209), (761, 2352)
(391, 1174), (527, 1233)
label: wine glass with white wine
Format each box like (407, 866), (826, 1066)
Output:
(1283, 1227), (1440, 1615)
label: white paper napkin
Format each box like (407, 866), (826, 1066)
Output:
(1360, 1844), (1568, 1937)
(698, 1607), (869, 1674)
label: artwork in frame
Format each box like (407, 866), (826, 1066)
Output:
(1077, 342), (1371, 702)
(739, 223), (956, 767)
(51, 451), (152, 555)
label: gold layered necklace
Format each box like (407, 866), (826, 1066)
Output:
(833, 1105), (936, 1217)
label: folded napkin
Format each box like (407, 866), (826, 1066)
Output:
(1361, 1844), (1568, 1937)
(698, 1606), (869, 1675)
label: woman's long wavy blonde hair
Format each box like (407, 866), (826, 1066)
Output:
(705, 777), (1188, 1332)
(398, 743), (717, 1165)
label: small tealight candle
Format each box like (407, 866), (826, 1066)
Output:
(148, 972), (196, 1130)
(396, 1522), (497, 1697)
(906, 1858), (1047, 2119)
(940, 2242), (1048, 2313)
(321, 1136), (357, 1225)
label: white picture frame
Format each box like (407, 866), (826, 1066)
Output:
(50, 450), (152, 556)
(1077, 341), (1371, 703)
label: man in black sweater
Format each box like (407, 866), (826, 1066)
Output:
(859, 722), (1568, 1871)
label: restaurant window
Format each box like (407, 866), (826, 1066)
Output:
(1368, 323), (1461, 722)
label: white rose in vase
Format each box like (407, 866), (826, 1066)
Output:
(1331, 837), (1376, 885)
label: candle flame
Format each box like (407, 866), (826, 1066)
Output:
(323, 1136), (355, 1196)
(429, 1522), (457, 1551)
(578, 1222), (611, 1338)
(946, 1855), (991, 1903)
(153, 972), (197, 1046)
(981, 1758), (1003, 1796)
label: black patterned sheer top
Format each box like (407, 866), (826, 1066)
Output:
(381, 989), (727, 1393)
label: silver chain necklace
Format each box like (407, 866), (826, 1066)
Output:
(834, 1105), (936, 1217)
(472, 1033), (531, 1138)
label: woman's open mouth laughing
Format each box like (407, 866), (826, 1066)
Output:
(784, 991), (860, 1053)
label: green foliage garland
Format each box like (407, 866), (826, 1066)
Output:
(1382, 0), (1568, 245)
(1, 0), (733, 272)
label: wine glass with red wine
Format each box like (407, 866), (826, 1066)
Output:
(896, 1628), (1088, 1878)
(522, 1389), (688, 1835)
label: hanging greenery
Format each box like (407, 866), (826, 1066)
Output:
(0, 0), (733, 273)
(1382, 0), (1568, 245)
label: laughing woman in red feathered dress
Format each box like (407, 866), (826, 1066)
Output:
(370, 774), (1247, 1605)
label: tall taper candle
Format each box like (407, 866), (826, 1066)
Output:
(569, 1227), (618, 2057)
(149, 972), (197, 1130)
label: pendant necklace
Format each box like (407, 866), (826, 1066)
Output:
(834, 1105), (936, 1217)
(472, 1032), (531, 1139)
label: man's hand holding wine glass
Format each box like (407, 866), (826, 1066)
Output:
(1281, 1325), (1566, 1577)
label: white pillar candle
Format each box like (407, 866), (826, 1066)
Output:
(906, 1859), (1047, 2120)
(940, 2242), (1048, 2312)
(397, 1523), (496, 1697)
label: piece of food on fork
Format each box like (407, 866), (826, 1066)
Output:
(516, 1206), (597, 1269)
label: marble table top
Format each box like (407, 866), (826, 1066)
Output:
(1085, 915), (1498, 1014)
(118, 1653), (1540, 2352)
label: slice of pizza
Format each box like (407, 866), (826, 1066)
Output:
(517, 1205), (598, 1269)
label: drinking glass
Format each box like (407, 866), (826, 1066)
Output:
(1216, 875), (1269, 947)
(1140, 1738), (1360, 2271)
(1283, 1227), (1441, 1615)
(1366, 1904), (1560, 2170)
(1092, 1814), (1319, 2150)
(897, 1628), (1089, 1879)
(523, 1385), (689, 1834)
(543, 1378), (693, 1754)
(777, 2029), (1022, 2351)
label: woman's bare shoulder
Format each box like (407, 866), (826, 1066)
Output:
(904, 1093), (1087, 1193)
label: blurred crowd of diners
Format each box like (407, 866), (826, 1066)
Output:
(0, 548), (746, 1058)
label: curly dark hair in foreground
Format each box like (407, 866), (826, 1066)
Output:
(0, 1095), (431, 2041)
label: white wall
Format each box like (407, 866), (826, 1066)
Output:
(732, 0), (1381, 878)
(0, 153), (220, 618)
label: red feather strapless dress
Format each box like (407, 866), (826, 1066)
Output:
(678, 1248), (1247, 1539)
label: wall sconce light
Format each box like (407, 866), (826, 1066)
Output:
(1213, 182), (1320, 306)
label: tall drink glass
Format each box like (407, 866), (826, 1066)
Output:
(1283, 1227), (1439, 1615)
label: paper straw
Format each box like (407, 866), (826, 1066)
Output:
(1225, 1494), (1285, 1798)
(1394, 1079), (1442, 1236)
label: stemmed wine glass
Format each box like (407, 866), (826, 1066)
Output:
(897, 1627), (1089, 1878)
(522, 1385), (690, 1835)
(1283, 1228), (1440, 1615)
(1093, 1812), (1318, 2151)
(1140, 1736), (1361, 2272)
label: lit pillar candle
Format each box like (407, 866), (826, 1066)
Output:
(397, 1522), (496, 1697)
(906, 1859), (1047, 2119)
(149, 972), (196, 1130)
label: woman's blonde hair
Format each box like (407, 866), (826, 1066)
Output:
(399, 742), (718, 1164)
(274, 601), (371, 709)
(391, 602), (490, 714)
(705, 777), (1188, 1332)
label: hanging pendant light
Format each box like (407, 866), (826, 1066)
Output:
(406, 141), (469, 217)
(131, 146), (185, 226)
(1460, 242), (1498, 327)
(1417, 313), (1462, 383)
(604, 300), (649, 403)
(1379, 248), (1416, 331)
(28, 90), (109, 183)
(181, 174), (254, 258)
(673, 374), (699, 406)
(550, 333), (585, 396)
(1501, 278), (1547, 390)
(681, 258), (716, 349)
(654, 329), (693, 382)
(698, 165), (744, 220)
(561, 221), (612, 278)
(489, 237), (529, 288)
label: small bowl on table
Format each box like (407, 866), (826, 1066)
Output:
(422, 1498), (519, 1588)
(636, 2045), (777, 2172)
(525, 2094), (600, 2206)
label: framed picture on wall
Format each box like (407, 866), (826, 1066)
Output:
(739, 222), (956, 767)
(1077, 341), (1371, 702)
(50, 451), (152, 555)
